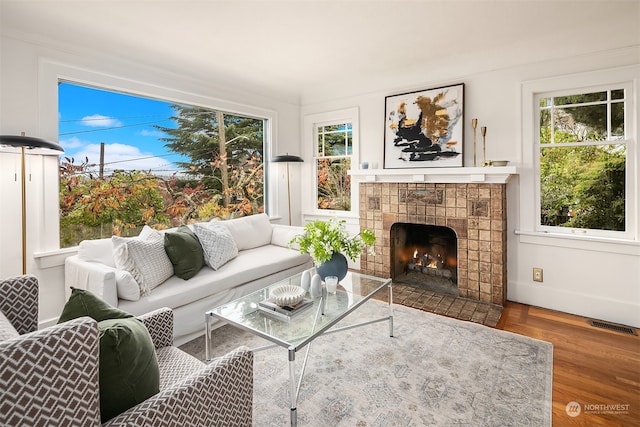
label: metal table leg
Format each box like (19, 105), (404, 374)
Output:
(388, 281), (394, 337)
(288, 346), (297, 426)
(205, 312), (213, 361)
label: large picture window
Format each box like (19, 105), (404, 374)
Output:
(536, 82), (632, 237)
(58, 81), (267, 247)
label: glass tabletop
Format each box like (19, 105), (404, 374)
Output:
(207, 270), (391, 352)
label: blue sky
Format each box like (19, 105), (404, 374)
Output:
(58, 82), (187, 174)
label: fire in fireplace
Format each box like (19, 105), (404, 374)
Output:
(390, 223), (458, 296)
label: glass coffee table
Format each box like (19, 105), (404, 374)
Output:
(205, 270), (393, 426)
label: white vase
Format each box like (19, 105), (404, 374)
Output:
(300, 270), (311, 293)
(310, 274), (323, 298)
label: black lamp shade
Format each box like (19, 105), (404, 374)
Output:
(0, 135), (64, 152)
(271, 154), (303, 163)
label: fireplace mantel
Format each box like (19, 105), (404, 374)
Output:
(349, 166), (518, 184)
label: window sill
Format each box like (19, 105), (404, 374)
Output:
(33, 246), (78, 269)
(515, 230), (640, 256)
(302, 211), (360, 219)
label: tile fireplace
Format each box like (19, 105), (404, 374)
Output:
(359, 182), (507, 305)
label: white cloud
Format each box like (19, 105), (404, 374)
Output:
(59, 136), (85, 149)
(81, 114), (122, 128)
(72, 142), (177, 172)
(139, 129), (166, 138)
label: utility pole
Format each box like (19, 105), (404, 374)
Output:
(99, 142), (105, 179)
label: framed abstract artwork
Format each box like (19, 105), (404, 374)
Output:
(384, 83), (464, 168)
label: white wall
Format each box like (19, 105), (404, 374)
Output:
(0, 34), (301, 325)
(301, 47), (640, 327)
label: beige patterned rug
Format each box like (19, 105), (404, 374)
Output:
(180, 300), (553, 426)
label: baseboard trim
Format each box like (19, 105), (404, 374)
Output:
(507, 280), (640, 328)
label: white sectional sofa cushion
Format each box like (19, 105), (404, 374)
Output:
(222, 213), (273, 250)
(65, 214), (313, 345)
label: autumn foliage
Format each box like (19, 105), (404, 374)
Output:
(59, 153), (264, 247)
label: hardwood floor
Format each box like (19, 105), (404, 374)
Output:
(496, 302), (640, 427)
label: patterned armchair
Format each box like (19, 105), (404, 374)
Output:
(0, 275), (253, 427)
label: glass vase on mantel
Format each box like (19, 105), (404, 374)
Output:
(315, 252), (348, 282)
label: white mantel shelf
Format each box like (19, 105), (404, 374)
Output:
(349, 166), (518, 184)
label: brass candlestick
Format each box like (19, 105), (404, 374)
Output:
(481, 126), (489, 166)
(472, 118), (478, 166)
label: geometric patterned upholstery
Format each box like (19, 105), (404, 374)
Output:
(104, 348), (254, 427)
(0, 274), (38, 335)
(156, 346), (206, 390)
(0, 316), (102, 427)
(0, 275), (254, 427)
(138, 308), (175, 349)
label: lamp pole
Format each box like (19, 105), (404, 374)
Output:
(19, 145), (27, 274)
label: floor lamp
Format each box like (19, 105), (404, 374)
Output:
(271, 154), (303, 225)
(0, 133), (64, 274)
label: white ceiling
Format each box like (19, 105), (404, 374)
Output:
(1, 0), (639, 104)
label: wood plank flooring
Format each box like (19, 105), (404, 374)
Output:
(380, 282), (639, 425)
(496, 302), (640, 427)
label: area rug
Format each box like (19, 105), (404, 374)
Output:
(180, 300), (553, 426)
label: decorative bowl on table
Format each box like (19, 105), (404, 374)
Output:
(271, 284), (306, 307)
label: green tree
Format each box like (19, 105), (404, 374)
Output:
(155, 105), (263, 195)
(568, 149), (625, 231)
(539, 101), (626, 232)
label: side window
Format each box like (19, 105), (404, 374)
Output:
(58, 81), (267, 247)
(536, 84), (631, 236)
(315, 122), (352, 211)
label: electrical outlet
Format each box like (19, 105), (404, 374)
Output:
(533, 268), (543, 282)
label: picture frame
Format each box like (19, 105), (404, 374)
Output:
(384, 83), (464, 169)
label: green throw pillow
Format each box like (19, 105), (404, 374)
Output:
(58, 288), (160, 423)
(97, 317), (160, 422)
(164, 225), (204, 280)
(59, 287), (133, 322)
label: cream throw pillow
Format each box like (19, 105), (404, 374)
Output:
(115, 270), (141, 301)
(193, 222), (238, 270)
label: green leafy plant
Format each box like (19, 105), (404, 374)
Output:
(289, 218), (376, 264)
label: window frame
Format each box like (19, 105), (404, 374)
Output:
(302, 107), (360, 217)
(40, 60), (277, 251)
(535, 82), (632, 238)
(521, 66), (638, 243)
(314, 121), (353, 212)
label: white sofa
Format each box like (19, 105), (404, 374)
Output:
(65, 214), (313, 345)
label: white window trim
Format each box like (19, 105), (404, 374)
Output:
(520, 65), (639, 245)
(302, 107), (359, 217)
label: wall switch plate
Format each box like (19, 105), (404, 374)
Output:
(533, 268), (543, 282)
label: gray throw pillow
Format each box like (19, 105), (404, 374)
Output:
(193, 222), (238, 270)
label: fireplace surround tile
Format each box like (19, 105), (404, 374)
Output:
(360, 182), (507, 306)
